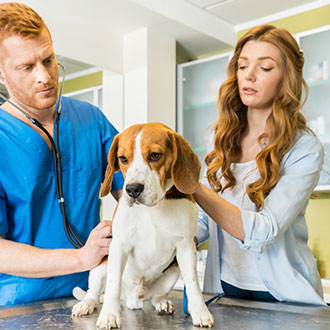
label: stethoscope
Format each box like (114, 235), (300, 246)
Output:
(0, 63), (84, 248)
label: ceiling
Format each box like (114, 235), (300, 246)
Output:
(185, 0), (319, 25)
(0, 0), (329, 76)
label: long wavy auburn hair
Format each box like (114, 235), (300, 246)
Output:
(205, 24), (310, 211)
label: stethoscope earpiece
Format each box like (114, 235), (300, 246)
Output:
(57, 63), (65, 114)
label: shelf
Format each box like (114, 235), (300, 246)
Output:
(193, 147), (207, 153)
(307, 79), (330, 87)
(322, 278), (330, 304)
(318, 135), (330, 144)
(314, 185), (330, 193)
(183, 101), (216, 111)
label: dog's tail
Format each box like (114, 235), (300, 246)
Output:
(73, 286), (105, 303)
(72, 286), (87, 301)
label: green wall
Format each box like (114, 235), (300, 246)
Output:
(59, 71), (102, 94)
(238, 5), (330, 38)
(307, 194), (330, 278)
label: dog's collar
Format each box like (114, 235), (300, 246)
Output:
(165, 185), (189, 200)
(166, 185), (177, 196)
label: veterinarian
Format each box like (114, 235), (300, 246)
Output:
(0, 2), (123, 306)
(194, 24), (326, 305)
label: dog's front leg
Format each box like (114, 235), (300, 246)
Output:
(72, 262), (107, 316)
(97, 240), (128, 329)
(176, 239), (214, 327)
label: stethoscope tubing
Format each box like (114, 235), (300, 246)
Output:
(0, 63), (84, 248)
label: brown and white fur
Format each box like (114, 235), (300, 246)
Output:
(72, 123), (214, 329)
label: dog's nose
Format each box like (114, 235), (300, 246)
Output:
(126, 183), (144, 199)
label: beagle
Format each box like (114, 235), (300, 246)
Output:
(72, 123), (214, 328)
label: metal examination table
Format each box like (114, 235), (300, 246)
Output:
(1, 291), (329, 329)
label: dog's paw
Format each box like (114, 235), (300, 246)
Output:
(97, 309), (121, 329)
(126, 297), (144, 310)
(153, 299), (175, 314)
(191, 306), (214, 328)
(72, 298), (97, 317)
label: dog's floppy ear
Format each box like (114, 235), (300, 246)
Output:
(99, 134), (120, 198)
(169, 132), (201, 194)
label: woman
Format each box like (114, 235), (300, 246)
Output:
(194, 24), (325, 305)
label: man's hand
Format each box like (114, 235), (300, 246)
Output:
(78, 220), (112, 271)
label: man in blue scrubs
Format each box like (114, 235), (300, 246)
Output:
(0, 2), (124, 306)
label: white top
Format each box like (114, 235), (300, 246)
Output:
(220, 160), (268, 291)
(196, 130), (326, 305)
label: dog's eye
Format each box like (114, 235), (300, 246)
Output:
(148, 152), (162, 162)
(119, 156), (128, 164)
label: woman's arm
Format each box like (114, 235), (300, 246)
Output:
(195, 133), (324, 253)
(193, 184), (245, 241)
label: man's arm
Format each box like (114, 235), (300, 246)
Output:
(0, 221), (112, 278)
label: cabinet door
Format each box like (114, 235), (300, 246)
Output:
(177, 54), (229, 174)
(64, 86), (103, 109)
(298, 27), (330, 190)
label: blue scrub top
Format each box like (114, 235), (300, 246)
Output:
(0, 97), (124, 306)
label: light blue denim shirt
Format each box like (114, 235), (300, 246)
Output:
(196, 130), (326, 305)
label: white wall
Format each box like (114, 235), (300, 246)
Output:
(102, 71), (124, 132)
(14, 0), (124, 73)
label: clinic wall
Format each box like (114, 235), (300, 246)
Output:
(11, 0), (123, 73)
(308, 199), (330, 277)
(60, 71), (102, 94)
(237, 4), (330, 38)
(307, 195), (330, 278)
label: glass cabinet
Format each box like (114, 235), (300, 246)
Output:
(177, 26), (330, 191)
(177, 53), (230, 174)
(297, 25), (330, 191)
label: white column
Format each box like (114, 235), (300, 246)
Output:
(102, 28), (176, 220)
(123, 28), (148, 127)
(101, 70), (123, 221)
(102, 69), (124, 131)
(123, 28), (176, 130)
